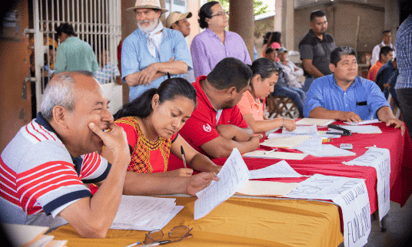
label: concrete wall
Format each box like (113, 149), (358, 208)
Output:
(294, 2), (385, 53)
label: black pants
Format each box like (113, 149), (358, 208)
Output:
(396, 88), (412, 141)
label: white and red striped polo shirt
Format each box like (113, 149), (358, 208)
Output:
(0, 113), (110, 225)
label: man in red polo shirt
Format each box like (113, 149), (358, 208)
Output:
(172, 58), (262, 166)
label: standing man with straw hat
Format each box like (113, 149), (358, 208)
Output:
(122, 0), (193, 101)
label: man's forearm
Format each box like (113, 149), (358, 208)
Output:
(302, 60), (324, 78)
(153, 60), (188, 75)
(377, 106), (396, 122)
(309, 106), (344, 120)
(123, 172), (188, 195)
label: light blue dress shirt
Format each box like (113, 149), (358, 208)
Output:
(121, 28), (193, 101)
(304, 75), (389, 120)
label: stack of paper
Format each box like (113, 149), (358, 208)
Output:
(341, 125), (382, 134)
(282, 125), (318, 135)
(2, 224), (67, 247)
(260, 135), (313, 149)
(237, 180), (299, 197)
(296, 118), (335, 126)
(243, 150), (308, 160)
(249, 160), (304, 179)
(111, 195), (183, 231)
(298, 144), (356, 157)
(344, 119), (380, 125)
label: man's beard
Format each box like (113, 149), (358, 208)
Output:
(138, 18), (159, 33)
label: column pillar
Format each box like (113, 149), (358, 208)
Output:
(229, 0), (254, 62)
(282, 0), (294, 51)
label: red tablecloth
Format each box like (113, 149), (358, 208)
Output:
(211, 122), (412, 214)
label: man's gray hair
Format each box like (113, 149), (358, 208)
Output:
(40, 71), (93, 120)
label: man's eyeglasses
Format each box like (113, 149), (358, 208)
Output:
(210, 11), (229, 18)
(143, 225), (193, 245)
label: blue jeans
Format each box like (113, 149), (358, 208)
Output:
(304, 76), (315, 92)
(272, 86), (306, 117)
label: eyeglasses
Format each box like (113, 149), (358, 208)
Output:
(144, 225), (193, 245)
(210, 11), (229, 18)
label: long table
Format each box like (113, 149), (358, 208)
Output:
(50, 197), (343, 247)
(212, 121), (412, 214)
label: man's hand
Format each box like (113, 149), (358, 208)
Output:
(249, 134), (263, 149)
(186, 172), (219, 196)
(385, 118), (405, 135)
(284, 119), (297, 131)
(340, 112), (362, 123)
(88, 122), (130, 164)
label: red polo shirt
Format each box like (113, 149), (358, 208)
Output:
(168, 76), (249, 170)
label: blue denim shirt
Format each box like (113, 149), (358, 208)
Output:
(304, 75), (389, 119)
(121, 28), (193, 101)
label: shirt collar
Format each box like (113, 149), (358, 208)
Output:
(331, 75), (361, 91)
(309, 29), (324, 41)
(206, 28), (228, 38)
(35, 112), (83, 171)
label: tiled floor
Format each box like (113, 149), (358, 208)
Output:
(365, 195), (412, 246)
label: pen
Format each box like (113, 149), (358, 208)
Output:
(124, 241), (141, 247)
(264, 149), (277, 155)
(181, 145), (187, 168)
(142, 240), (171, 246)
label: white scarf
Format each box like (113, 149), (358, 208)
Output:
(142, 21), (163, 58)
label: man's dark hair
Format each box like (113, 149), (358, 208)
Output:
(382, 30), (391, 34)
(55, 23), (76, 37)
(198, 1), (219, 29)
(330, 46), (357, 66)
(265, 47), (275, 55)
(310, 10), (326, 22)
(379, 46), (394, 59)
(207, 57), (253, 92)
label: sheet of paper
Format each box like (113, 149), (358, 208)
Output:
(237, 180), (299, 197)
(243, 150), (308, 160)
(296, 118), (335, 126)
(340, 125), (382, 134)
(344, 119), (381, 125)
(285, 174), (371, 247)
(344, 147), (390, 222)
(298, 144), (356, 157)
(249, 160), (303, 179)
(110, 195), (182, 231)
(194, 148), (250, 220)
(295, 136), (323, 152)
(260, 135), (312, 149)
(282, 125), (318, 135)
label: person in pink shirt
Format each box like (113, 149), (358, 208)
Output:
(237, 58), (296, 134)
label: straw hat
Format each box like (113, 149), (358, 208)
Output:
(165, 11), (192, 28)
(127, 0), (168, 13)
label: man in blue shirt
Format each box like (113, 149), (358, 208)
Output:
(304, 46), (404, 134)
(122, 0), (193, 101)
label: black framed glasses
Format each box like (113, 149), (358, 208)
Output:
(210, 11), (229, 18)
(144, 225), (193, 245)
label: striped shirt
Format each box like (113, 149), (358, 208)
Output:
(395, 14), (412, 89)
(0, 113), (110, 226)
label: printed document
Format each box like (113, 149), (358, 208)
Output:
(249, 160), (303, 179)
(285, 174), (371, 247)
(194, 148), (250, 220)
(237, 180), (299, 197)
(260, 135), (312, 149)
(110, 195), (183, 231)
(296, 118), (335, 126)
(243, 150), (308, 160)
